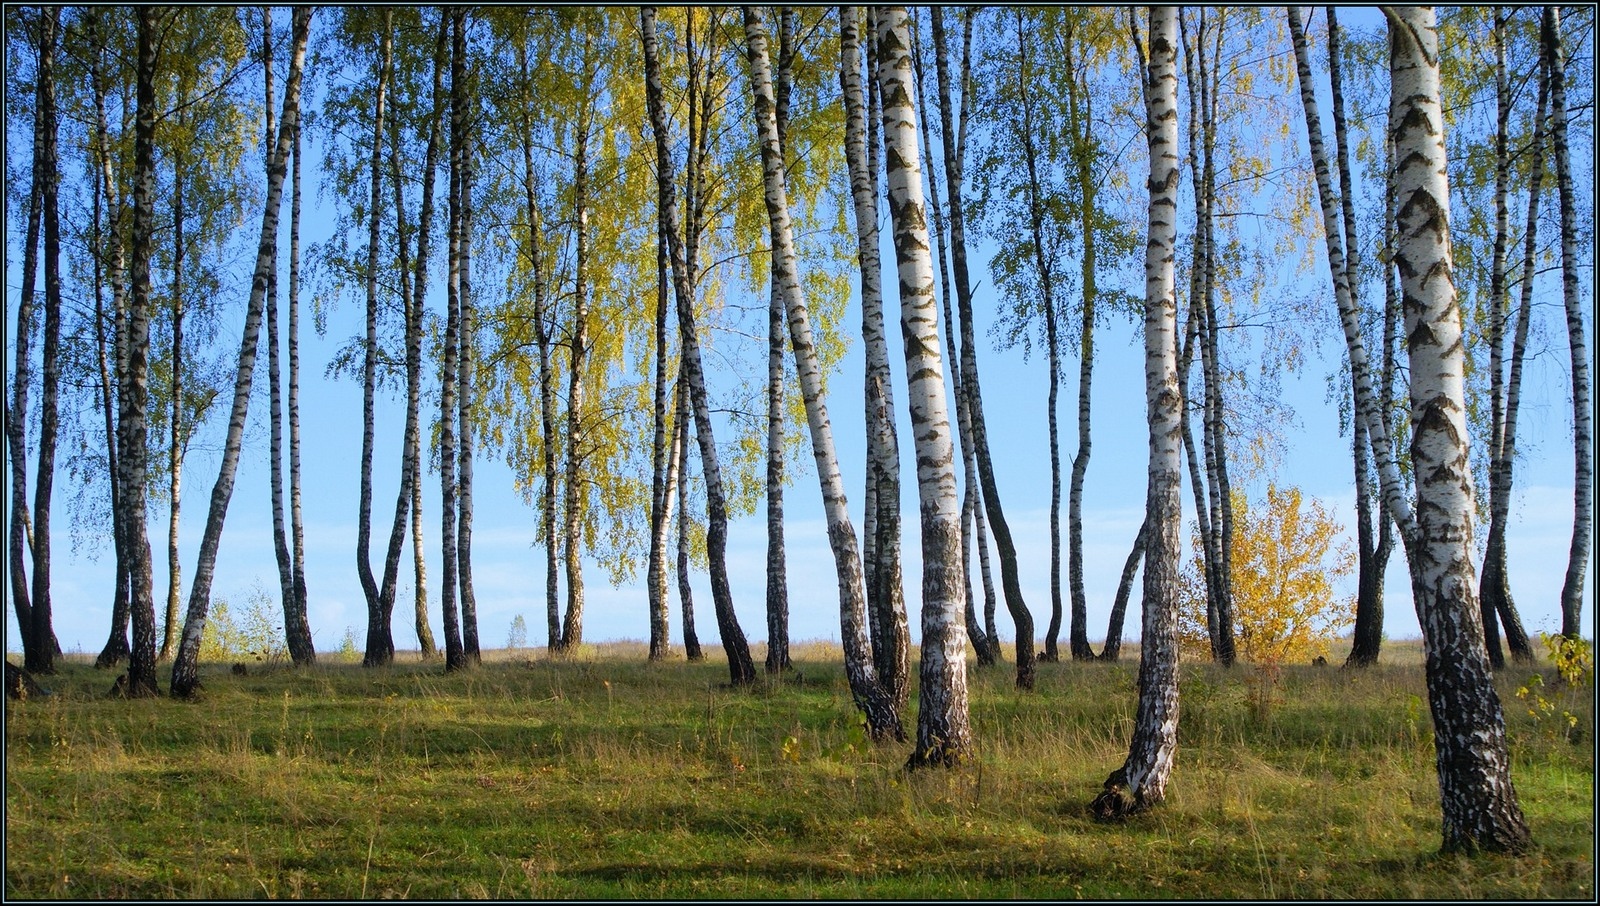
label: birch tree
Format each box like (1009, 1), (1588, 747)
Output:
(642, 4), (756, 687)
(1545, 5), (1592, 642)
(169, 6), (312, 699)
(1476, 10), (1534, 666)
(1487, 27), (1551, 657)
(875, 5), (972, 766)
(8, 7), (46, 672)
(842, 4), (909, 706)
(354, 10), (400, 666)
(1091, 6), (1182, 817)
(910, 10), (998, 667)
(117, 6), (166, 698)
(762, 8), (794, 675)
(25, 6), (62, 675)
(744, 6), (901, 736)
(1291, 4), (1531, 852)
(932, 6), (1034, 689)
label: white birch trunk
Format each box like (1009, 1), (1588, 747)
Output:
(747, 6), (902, 739)
(169, 8), (313, 698)
(1384, 4), (1530, 854)
(1092, 6), (1181, 817)
(1544, 5), (1592, 640)
(875, 5), (971, 767)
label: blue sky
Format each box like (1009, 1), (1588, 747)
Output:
(5, 5), (1594, 658)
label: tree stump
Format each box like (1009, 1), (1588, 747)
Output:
(5, 661), (49, 700)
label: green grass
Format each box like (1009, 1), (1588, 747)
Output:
(4, 641), (1592, 899)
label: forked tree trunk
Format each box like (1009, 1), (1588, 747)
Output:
(747, 5), (901, 738)
(264, 9), (299, 668)
(357, 15), (393, 665)
(27, 6), (63, 675)
(642, 6), (756, 686)
(876, 5), (972, 767)
(9, 9), (45, 670)
(169, 8), (313, 699)
(1063, 13), (1100, 663)
(1091, 7), (1181, 817)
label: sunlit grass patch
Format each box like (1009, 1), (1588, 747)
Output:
(4, 640), (1591, 899)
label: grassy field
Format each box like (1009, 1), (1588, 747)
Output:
(4, 640), (1593, 899)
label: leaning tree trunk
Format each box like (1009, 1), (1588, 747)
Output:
(1545, 5), (1591, 642)
(932, 6), (1034, 689)
(27, 5), (63, 675)
(747, 5), (901, 738)
(1493, 50), (1551, 664)
(674, 378), (702, 662)
(1098, 517), (1147, 663)
(1477, 10), (1534, 667)
(875, 4), (972, 767)
(1091, 6), (1181, 818)
(169, 7), (313, 699)
(1330, 6), (1384, 669)
(642, 5), (756, 687)
(1385, 4), (1530, 854)
(842, 4), (909, 708)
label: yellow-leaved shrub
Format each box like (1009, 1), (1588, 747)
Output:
(1178, 483), (1355, 664)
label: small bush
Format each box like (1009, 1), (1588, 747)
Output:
(199, 581), (288, 665)
(1178, 484), (1354, 664)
